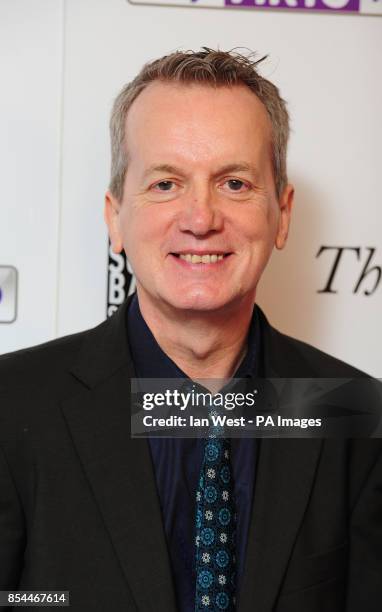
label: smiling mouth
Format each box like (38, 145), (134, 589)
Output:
(171, 253), (232, 264)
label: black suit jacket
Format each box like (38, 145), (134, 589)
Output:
(0, 297), (381, 611)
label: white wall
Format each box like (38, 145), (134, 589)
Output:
(0, 0), (63, 350)
(1, 0), (381, 376)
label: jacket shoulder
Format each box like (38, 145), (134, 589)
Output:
(257, 306), (369, 378)
(0, 299), (132, 402)
(1, 328), (85, 361)
(0, 325), (100, 392)
(277, 330), (367, 377)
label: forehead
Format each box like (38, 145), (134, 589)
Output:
(125, 81), (273, 166)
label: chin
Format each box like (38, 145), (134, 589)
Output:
(162, 291), (234, 313)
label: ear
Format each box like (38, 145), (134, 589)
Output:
(275, 183), (294, 250)
(104, 191), (124, 253)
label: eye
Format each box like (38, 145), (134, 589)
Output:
(225, 179), (248, 192)
(153, 180), (175, 192)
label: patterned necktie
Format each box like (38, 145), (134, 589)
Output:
(194, 430), (237, 610)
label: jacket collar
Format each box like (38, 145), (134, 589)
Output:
(69, 296), (317, 389)
(69, 294), (136, 388)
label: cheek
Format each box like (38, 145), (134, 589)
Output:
(119, 206), (149, 243)
(119, 205), (171, 260)
(236, 207), (277, 245)
(117, 208), (139, 260)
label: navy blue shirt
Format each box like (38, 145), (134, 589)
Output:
(127, 294), (259, 611)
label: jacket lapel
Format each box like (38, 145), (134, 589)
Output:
(238, 307), (323, 612)
(61, 298), (177, 611)
(238, 438), (322, 611)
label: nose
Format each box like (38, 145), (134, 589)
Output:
(177, 184), (224, 236)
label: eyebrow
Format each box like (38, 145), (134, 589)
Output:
(143, 164), (185, 181)
(214, 163), (260, 180)
(142, 162), (260, 181)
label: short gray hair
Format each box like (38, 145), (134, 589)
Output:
(109, 48), (290, 200)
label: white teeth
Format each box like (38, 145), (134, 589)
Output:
(179, 254), (192, 262)
(179, 253), (226, 264)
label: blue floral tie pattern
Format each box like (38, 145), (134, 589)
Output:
(195, 436), (236, 611)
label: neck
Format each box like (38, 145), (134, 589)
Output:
(136, 288), (255, 381)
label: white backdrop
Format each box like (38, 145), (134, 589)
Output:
(1, 0), (381, 376)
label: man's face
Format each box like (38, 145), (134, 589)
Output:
(105, 82), (293, 314)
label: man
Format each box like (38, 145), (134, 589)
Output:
(0, 49), (381, 612)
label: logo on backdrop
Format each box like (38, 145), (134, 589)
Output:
(317, 247), (381, 295)
(0, 266), (18, 323)
(128, 0), (381, 17)
(107, 243), (136, 317)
